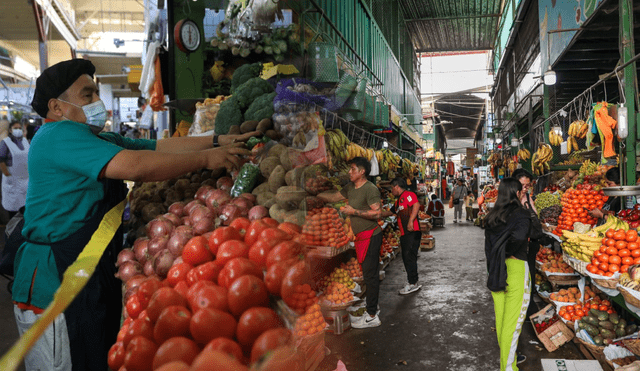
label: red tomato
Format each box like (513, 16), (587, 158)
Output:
(622, 264), (630, 273)
(208, 227), (243, 256)
(126, 294), (145, 320)
(146, 288), (188, 323)
(227, 275), (270, 316)
(265, 241), (304, 268)
(188, 284), (229, 313)
(123, 317), (155, 348)
(262, 218), (279, 228)
(182, 236), (213, 266)
(138, 309), (151, 322)
(627, 231), (639, 242)
(278, 222), (301, 236)
(189, 350), (249, 371)
(174, 281), (190, 298)
(264, 260), (291, 296)
(190, 308), (237, 344)
(193, 261), (222, 283)
(108, 341), (126, 371)
(124, 336), (158, 371)
(186, 280), (216, 300)
(250, 328), (292, 363)
(153, 305), (192, 344)
(117, 320), (131, 342)
(280, 259), (311, 306)
(230, 217), (251, 237)
(204, 338), (244, 363)
(218, 258), (263, 289)
(248, 240), (276, 269)
(260, 228), (292, 244)
(236, 307), (283, 348)
(215, 240), (250, 268)
(620, 249), (632, 258)
(152, 337), (200, 370)
(166, 263), (193, 287)
(154, 361), (189, 371)
(248, 346), (299, 371)
(245, 220), (270, 246)
(138, 277), (163, 301)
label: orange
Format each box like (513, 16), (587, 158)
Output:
(606, 230), (615, 238)
(609, 264), (620, 273)
(623, 257), (634, 266)
(599, 254), (610, 263)
(606, 246), (618, 256)
(616, 241), (629, 250)
(630, 242), (640, 251)
(620, 249), (632, 258)
(609, 255), (622, 265)
(599, 262), (609, 272)
(621, 265), (630, 273)
(606, 239), (617, 247)
(627, 231), (639, 243)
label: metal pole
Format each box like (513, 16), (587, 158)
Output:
(543, 84), (551, 145)
(621, 0), (637, 185)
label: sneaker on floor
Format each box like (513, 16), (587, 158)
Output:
(351, 314), (381, 329)
(399, 283), (422, 295)
(516, 354), (526, 365)
(453, 219), (458, 223)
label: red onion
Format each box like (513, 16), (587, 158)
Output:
(162, 213), (182, 227)
(143, 260), (155, 276)
(219, 204), (242, 226)
(116, 261), (142, 282)
(146, 218), (174, 239)
(116, 248), (135, 267)
(239, 193), (256, 204)
(195, 185), (215, 203)
(125, 275), (146, 291)
(184, 200), (204, 216)
(167, 228), (193, 257)
(248, 205), (269, 221)
(168, 202), (185, 217)
(124, 286), (139, 302)
(193, 218), (214, 236)
(205, 189), (231, 211)
(172, 256), (184, 266)
(153, 250), (175, 277)
(190, 206), (215, 225)
(182, 216), (192, 227)
(133, 238), (150, 265)
(232, 197), (253, 214)
(147, 236), (169, 258)
(216, 177), (234, 191)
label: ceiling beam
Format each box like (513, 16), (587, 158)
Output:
(406, 13), (502, 22)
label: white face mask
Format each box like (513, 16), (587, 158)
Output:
(60, 100), (108, 134)
(11, 129), (22, 138)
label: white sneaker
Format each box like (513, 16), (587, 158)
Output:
(351, 313), (381, 328)
(399, 283), (422, 295)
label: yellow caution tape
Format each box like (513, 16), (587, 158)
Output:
(0, 195), (129, 371)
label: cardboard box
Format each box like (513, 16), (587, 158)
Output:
(541, 359), (603, 371)
(531, 304), (575, 352)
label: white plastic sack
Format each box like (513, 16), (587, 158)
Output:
(140, 105), (153, 129)
(369, 152), (379, 176)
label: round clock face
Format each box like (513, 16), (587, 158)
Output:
(178, 20), (200, 52)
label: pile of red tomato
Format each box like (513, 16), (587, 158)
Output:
(587, 228), (640, 276)
(555, 187), (607, 232)
(112, 218), (316, 371)
(558, 297), (614, 322)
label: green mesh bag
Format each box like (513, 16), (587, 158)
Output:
(308, 42), (340, 83)
(343, 77), (368, 113)
(375, 101), (389, 128)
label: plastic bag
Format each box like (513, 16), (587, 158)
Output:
(272, 104), (322, 148)
(149, 56), (165, 111)
(230, 163), (261, 197)
(140, 105), (153, 129)
(189, 102), (221, 136)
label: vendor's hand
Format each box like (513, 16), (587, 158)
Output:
(219, 131), (262, 146)
(205, 143), (251, 172)
(588, 208), (604, 219)
(341, 205), (356, 216)
(407, 222), (415, 232)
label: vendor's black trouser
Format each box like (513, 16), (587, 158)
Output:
(400, 231), (422, 285)
(526, 240), (541, 316)
(362, 232), (384, 316)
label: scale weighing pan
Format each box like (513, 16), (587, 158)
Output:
(602, 185), (640, 197)
(163, 98), (205, 115)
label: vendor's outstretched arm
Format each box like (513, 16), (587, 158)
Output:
(101, 143), (250, 182)
(155, 131), (261, 153)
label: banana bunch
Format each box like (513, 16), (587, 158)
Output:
(517, 149), (531, 162)
(566, 136), (579, 154)
(569, 120), (589, 139)
(325, 129), (351, 162)
(376, 148), (400, 175)
(592, 215), (629, 235)
(507, 158), (517, 175)
(549, 130), (563, 146)
(401, 158), (416, 177)
(487, 151), (502, 165)
(532, 144), (553, 176)
(561, 230), (603, 262)
(345, 143), (371, 161)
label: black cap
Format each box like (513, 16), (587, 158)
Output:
(31, 59), (96, 118)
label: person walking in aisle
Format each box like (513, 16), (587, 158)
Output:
(464, 190), (475, 222)
(0, 121), (30, 219)
(12, 59), (256, 371)
(485, 178), (533, 370)
(382, 177), (422, 295)
(427, 194), (445, 218)
(451, 178), (468, 223)
(318, 157), (384, 328)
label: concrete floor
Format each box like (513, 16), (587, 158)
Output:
(317, 211), (584, 371)
(0, 210), (585, 371)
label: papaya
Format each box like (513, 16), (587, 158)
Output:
(584, 324), (600, 337)
(618, 319), (628, 329)
(616, 328), (627, 338)
(608, 313), (620, 325)
(593, 335), (604, 345)
(596, 310), (609, 321)
(583, 315), (599, 326)
(626, 324), (638, 335)
(600, 328), (616, 339)
(599, 321), (615, 331)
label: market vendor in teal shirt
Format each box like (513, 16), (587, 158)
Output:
(13, 59), (256, 371)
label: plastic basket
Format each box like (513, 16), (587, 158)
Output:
(342, 77), (368, 113)
(308, 42), (340, 83)
(375, 101), (389, 128)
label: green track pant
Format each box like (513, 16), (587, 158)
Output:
(491, 258), (530, 371)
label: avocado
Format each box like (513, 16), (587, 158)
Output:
(618, 319), (628, 329)
(626, 324), (638, 335)
(584, 324), (600, 337)
(616, 328), (627, 338)
(593, 335), (604, 345)
(600, 328), (616, 339)
(608, 313), (620, 325)
(599, 321), (615, 331)
(596, 311), (610, 321)
(583, 315), (599, 326)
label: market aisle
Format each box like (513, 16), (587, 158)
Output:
(318, 210), (582, 371)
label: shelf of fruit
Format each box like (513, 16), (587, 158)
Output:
(552, 184), (607, 236)
(301, 207), (353, 249)
(318, 282), (357, 310)
(340, 257), (363, 282)
(576, 304), (637, 346)
(585, 225), (640, 277)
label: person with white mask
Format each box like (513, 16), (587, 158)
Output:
(0, 121), (29, 218)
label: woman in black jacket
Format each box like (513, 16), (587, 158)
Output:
(484, 178), (532, 371)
